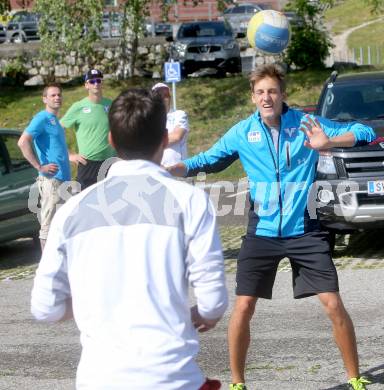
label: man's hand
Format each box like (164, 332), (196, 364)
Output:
(299, 115), (330, 150)
(39, 163), (58, 175)
(69, 153), (87, 166)
(190, 305), (219, 333)
(166, 162), (187, 177)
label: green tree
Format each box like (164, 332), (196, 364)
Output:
(117, 0), (149, 78)
(0, 0), (9, 14)
(283, 0), (333, 69)
(117, 0), (231, 78)
(34, 0), (103, 80)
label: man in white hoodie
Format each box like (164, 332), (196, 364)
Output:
(31, 88), (228, 390)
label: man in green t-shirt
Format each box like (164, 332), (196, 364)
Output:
(61, 69), (115, 190)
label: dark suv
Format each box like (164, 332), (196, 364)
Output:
(0, 129), (39, 244)
(168, 20), (242, 76)
(314, 71), (384, 240)
(6, 11), (39, 43)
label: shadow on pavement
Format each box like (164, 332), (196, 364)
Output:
(321, 363), (384, 389)
(334, 229), (384, 259)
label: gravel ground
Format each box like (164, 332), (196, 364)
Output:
(0, 228), (383, 390)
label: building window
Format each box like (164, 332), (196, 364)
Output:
(104, 0), (117, 6)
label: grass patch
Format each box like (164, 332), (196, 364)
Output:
(324, 0), (384, 35)
(0, 68), (364, 180)
(308, 364), (321, 374)
(347, 20), (384, 64)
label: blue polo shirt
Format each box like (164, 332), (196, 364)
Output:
(25, 110), (71, 181)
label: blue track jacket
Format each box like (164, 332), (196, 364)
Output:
(184, 106), (376, 237)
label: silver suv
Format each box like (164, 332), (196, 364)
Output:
(6, 11), (39, 43)
(222, 3), (264, 35)
(168, 20), (243, 76)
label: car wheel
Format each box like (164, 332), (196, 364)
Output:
(182, 65), (191, 78)
(227, 58), (242, 74)
(12, 33), (24, 44)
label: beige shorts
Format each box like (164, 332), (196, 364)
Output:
(37, 176), (64, 240)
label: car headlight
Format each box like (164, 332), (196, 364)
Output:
(223, 41), (236, 50)
(174, 42), (187, 56)
(317, 152), (337, 175)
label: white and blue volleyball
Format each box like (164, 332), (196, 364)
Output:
(247, 10), (290, 55)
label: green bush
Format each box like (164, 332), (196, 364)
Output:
(283, 0), (333, 69)
(1, 57), (27, 84)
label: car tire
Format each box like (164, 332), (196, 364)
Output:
(12, 33), (24, 44)
(227, 57), (242, 74)
(182, 64), (191, 78)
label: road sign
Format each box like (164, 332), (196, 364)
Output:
(164, 62), (181, 83)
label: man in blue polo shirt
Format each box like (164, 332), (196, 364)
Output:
(18, 83), (71, 251)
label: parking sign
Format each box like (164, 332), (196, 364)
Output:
(164, 62), (181, 83)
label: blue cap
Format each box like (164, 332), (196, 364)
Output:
(84, 69), (103, 81)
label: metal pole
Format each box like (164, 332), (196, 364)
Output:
(172, 82), (177, 111)
(170, 59), (177, 110)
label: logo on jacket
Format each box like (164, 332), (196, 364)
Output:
(248, 131), (261, 143)
(284, 127), (297, 137)
(50, 118), (56, 126)
(104, 105), (110, 113)
(380, 142), (384, 149)
(83, 107), (91, 114)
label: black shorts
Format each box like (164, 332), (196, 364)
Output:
(236, 231), (339, 299)
(77, 160), (105, 191)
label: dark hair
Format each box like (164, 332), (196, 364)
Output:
(249, 64), (286, 93)
(43, 83), (62, 97)
(108, 88), (167, 160)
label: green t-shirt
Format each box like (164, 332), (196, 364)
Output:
(61, 97), (116, 161)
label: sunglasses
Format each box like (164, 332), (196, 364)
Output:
(88, 78), (102, 85)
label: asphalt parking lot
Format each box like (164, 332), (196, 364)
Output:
(0, 228), (383, 390)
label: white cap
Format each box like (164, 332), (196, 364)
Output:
(152, 82), (170, 91)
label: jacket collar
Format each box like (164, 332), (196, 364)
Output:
(107, 159), (170, 178)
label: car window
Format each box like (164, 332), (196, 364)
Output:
(234, 6), (246, 13)
(12, 14), (23, 22)
(223, 8), (233, 14)
(321, 83), (384, 120)
(0, 144), (7, 175)
(178, 22), (232, 38)
(243, 5), (258, 13)
(2, 135), (30, 172)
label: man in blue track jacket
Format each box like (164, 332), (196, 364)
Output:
(168, 64), (375, 390)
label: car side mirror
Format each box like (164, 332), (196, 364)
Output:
(236, 32), (245, 38)
(166, 35), (174, 42)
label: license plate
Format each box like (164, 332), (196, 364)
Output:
(199, 54), (215, 61)
(367, 180), (384, 194)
